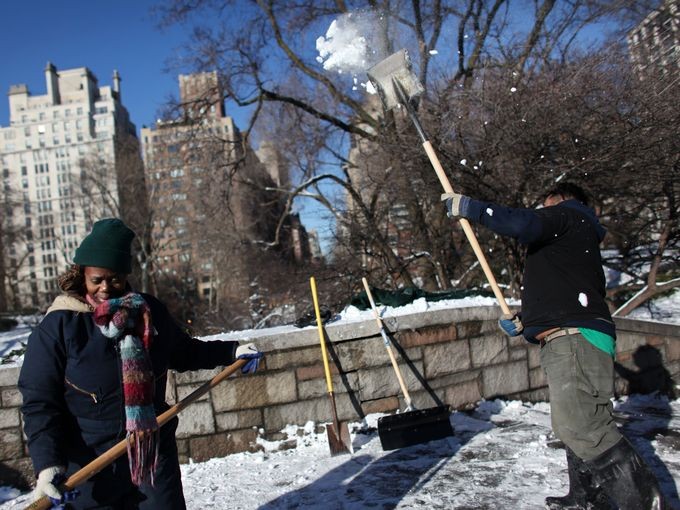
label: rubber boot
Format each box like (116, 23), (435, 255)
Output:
(587, 437), (665, 510)
(545, 447), (612, 509)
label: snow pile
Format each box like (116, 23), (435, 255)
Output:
(628, 289), (680, 326)
(204, 294), (509, 342)
(0, 315), (40, 366)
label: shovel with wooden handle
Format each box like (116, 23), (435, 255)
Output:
(362, 277), (414, 411)
(361, 277), (453, 451)
(309, 277), (353, 456)
(25, 358), (249, 510)
(367, 49), (512, 317)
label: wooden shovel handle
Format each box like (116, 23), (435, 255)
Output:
(422, 141), (511, 315)
(25, 358), (248, 510)
(361, 278), (413, 406)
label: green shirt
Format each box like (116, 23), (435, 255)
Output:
(579, 327), (616, 357)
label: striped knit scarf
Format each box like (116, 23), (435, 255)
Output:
(88, 292), (158, 486)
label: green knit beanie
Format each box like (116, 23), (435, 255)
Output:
(73, 218), (135, 274)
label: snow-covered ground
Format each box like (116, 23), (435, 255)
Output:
(2, 394), (679, 509)
(1, 289), (679, 508)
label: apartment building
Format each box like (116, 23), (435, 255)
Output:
(141, 72), (297, 316)
(628, 0), (680, 77)
(0, 63), (144, 310)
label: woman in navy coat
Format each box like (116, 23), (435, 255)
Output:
(18, 218), (261, 509)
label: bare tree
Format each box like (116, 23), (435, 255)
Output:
(152, 0), (675, 316)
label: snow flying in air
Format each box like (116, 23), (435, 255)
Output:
(316, 11), (385, 93)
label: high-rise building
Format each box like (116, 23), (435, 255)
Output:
(141, 72), (289, 318)
(628, 0), (680, 77)
(0, 63), (145, 310)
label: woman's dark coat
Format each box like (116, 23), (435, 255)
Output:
(18, 293), (238, 509)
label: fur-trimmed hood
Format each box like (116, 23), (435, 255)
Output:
(46, 294), (92, 315)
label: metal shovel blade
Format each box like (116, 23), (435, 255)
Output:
(377, 405), (453, 451)
(367, 49), (425, 111)
(326, 420), (353, 456)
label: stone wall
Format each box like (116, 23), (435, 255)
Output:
(2, 306), (680, 488)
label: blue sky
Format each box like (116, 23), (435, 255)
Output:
(0, 1), (209, 130)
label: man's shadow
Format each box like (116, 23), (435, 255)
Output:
(615, 344), (680, 507)
(615, 344), (676, 399)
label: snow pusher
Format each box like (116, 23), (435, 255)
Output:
(25, 359), (250, 510)
(309, 277), (353, 456)
(362, 278), (453, 450)
(366, 50), (512, 316)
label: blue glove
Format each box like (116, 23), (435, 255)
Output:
(235, 343), (263, 374)
(498, 313), (523, 337)
(49, 472), (80, 509)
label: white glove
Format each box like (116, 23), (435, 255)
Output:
(235, 343), (260, 358)
(33, 465), (65, 502)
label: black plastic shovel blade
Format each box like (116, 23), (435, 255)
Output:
(327, 421), (353, 456)
(378, 405), (453, 451)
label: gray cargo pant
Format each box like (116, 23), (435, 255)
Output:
(540, 332), (621, 461)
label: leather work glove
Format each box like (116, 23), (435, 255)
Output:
(235, 343), (263, 374)
(33, 466), (80, 508)
(441, 192), (469, 218)
(498, 313), (524, 337)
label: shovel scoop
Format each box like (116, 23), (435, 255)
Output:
(367, 49), (424, 111)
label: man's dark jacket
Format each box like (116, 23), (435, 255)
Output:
(461, 198), (615, 342)
(18, 292), (238, 509)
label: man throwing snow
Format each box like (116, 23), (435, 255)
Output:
(442, 182), (664, 510)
